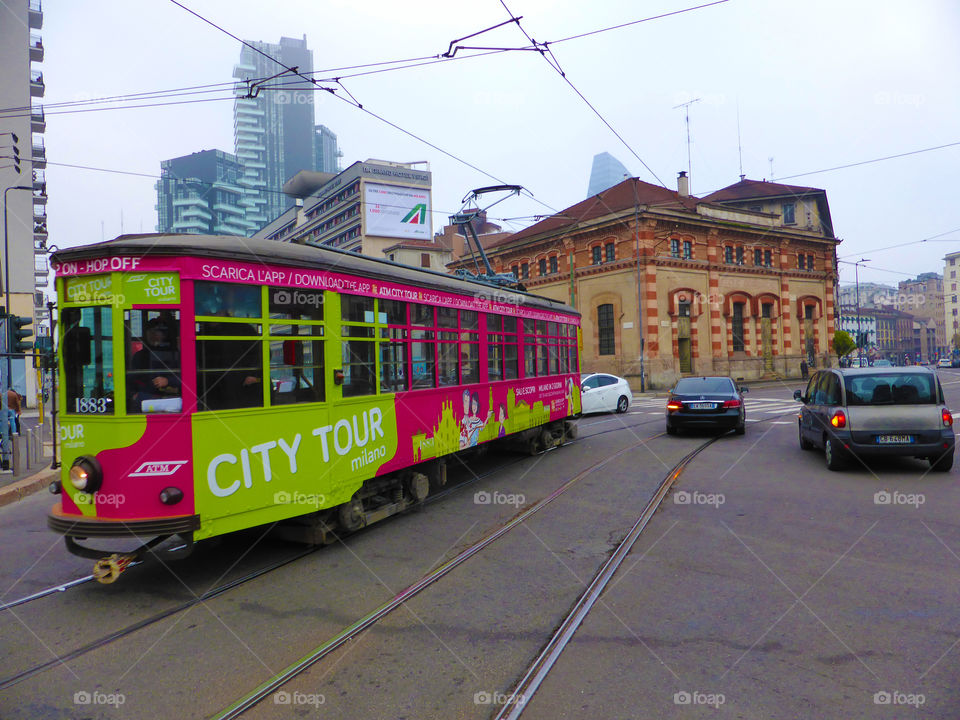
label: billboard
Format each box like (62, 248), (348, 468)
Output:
(363, 183), (431, 241)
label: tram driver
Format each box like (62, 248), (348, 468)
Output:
(128, 316), (181, 411)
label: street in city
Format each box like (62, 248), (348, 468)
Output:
(1, 372), (958, 719)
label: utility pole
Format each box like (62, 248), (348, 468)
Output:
(855, 258), (870, 365)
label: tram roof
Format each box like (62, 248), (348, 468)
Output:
(53, 234), (578, 316)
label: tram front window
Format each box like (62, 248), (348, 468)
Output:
(125, 309), (182, 413)
(62, 306), (115, 415)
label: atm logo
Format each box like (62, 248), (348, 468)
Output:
(402, 204), (427, 224)
(129, 460), (189, 477)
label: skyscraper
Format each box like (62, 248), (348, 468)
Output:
(156, 150), (255, 236)
(587, 152), (631, 197)
(232, 35), (317, 226)
(314, 125), (342, 175)
(0, 0), (49, 399)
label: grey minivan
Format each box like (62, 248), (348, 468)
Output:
(794, 367), (955, 471)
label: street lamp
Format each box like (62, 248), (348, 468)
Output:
(854, 258), (870, 365)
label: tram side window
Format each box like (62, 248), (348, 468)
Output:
(62, 306), (115, 415)
(197, 334), (264, 411)
(270, 339), (324, 404)
(195, 281), (262, 318)
(487, 314), (503, 381)
(341, 294), (376, 397)
(411, 303), (436, 389)
(268, 286), (324, 335)
(125, 309), (182, 414)
(503, 316), (518, 380)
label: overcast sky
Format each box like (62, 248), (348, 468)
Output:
(36, 0), (960, 288)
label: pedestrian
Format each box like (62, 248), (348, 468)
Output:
(800, 359), (808, 380)
(6, 387), (21, 436)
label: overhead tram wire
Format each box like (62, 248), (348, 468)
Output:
(167, 0), (562, 217)
(494, 1), (669, 188)
(837, 227), (960, 260)
(775, 140), (960, 181)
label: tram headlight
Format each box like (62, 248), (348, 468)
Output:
(69, 456), (103, 493)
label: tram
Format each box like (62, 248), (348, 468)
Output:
(46, 235), (581, 582)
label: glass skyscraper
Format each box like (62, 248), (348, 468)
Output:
(587, 152), (631, 197)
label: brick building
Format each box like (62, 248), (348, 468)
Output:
(449, 175), (840, 389)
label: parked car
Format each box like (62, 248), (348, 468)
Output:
(873, 359), (893, 367)
(665, 376), (747, 435)
(794, 367), (954, 471)
(580, 373), (633, 414)
(938, 358), (953, 369)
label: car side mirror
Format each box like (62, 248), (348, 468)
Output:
(740, 386), (748, 393)
(793, 389), (804, 403)
(581, 385), (589, 392)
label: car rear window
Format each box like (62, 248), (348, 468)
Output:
(843, 373), (937, 405)
(674, 378), (733, 394)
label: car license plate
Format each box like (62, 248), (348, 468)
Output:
(688, 402), (716, 410)
(876, 434), (914, 444)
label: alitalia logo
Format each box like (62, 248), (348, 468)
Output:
(402, 204), (427, 224)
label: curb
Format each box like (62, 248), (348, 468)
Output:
(0, 465), (59, 508)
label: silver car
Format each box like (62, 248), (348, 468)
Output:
(579, 373), (633, 414)
(794, 367), (955, 471)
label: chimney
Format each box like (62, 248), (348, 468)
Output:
(677, 171), (689, 197)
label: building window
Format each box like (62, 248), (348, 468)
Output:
(754, 249), (762, 266)
(521, 263), (529, 279)
(806, 254), (814, 270)
(605, 242), (615, 262)
(724, 246), (733, 264)
(421, 253), (430, 268)
(732, 302), (745, 351)
(783, 202), (796, 224)
(597, 304), (615, 355)
(539, 258), (547, 276)
(671, 238), (680, 258)
(798, 254), (806, 270)
(592, 246), (602, 264)
(511, 265), (519, 279)
(764, 249), (772, 267)
(682, 240), (692, 260)
(550, 256), (558, 274)
(736, 246), (744, 265)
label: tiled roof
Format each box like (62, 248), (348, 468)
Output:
(702, 178), (823, 202)
(486, 178), (694, 249)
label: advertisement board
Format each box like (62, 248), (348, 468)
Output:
(363, 183), (431, 240)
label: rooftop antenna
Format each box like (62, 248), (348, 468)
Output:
(736, 99), (744, 180)
(768, 156), (774, 180)
(673, 97), (700, 194)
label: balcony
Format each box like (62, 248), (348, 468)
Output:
(30, 106), (45, 133)
(33, 205), (46, 224)
(32, 168), (45, 191)
(31, 140), (45, 168)
(32, 186), (46, 205)
(34, 257), (48, 280)
(29, 33), (43, 62)
(30, 70), (44, 98)
(33, 220), (47, 239)
(28, 0), (42, 29)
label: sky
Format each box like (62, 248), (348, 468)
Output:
(34, 0), (960, 290)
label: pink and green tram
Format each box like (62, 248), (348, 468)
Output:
(47, 235), (582, 581)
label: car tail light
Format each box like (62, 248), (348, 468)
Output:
(722, 399), (741, 409)
(830, 410), (846, 429)
(943, 409), (953, 427)
(666, 400), (682, 411)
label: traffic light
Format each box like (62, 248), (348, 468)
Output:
(8, 315), (33, 353)
(33, 335), (52, 369)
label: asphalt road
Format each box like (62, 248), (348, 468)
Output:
(0, 371), (957, 719)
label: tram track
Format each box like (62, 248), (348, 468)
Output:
(0, 413), (668, 692)
(207, 410), (793, 719)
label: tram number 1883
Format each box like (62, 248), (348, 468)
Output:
(76, 398), (110, 414)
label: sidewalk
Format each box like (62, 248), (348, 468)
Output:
(0, 408), (59, 508)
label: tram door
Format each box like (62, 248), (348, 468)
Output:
(803, 305), (815, 367)
(761, 303), (774, 373)
(677, 300), (692, 374)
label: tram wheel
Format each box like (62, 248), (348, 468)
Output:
(338, 497), (366, 532)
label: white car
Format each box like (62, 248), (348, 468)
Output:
(579, 373), (633, 414)
(938, 358), (953, 369)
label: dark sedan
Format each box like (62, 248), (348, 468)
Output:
(665, 376), (747, 435)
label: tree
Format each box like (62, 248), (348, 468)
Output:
(832, 330), (856, 358)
